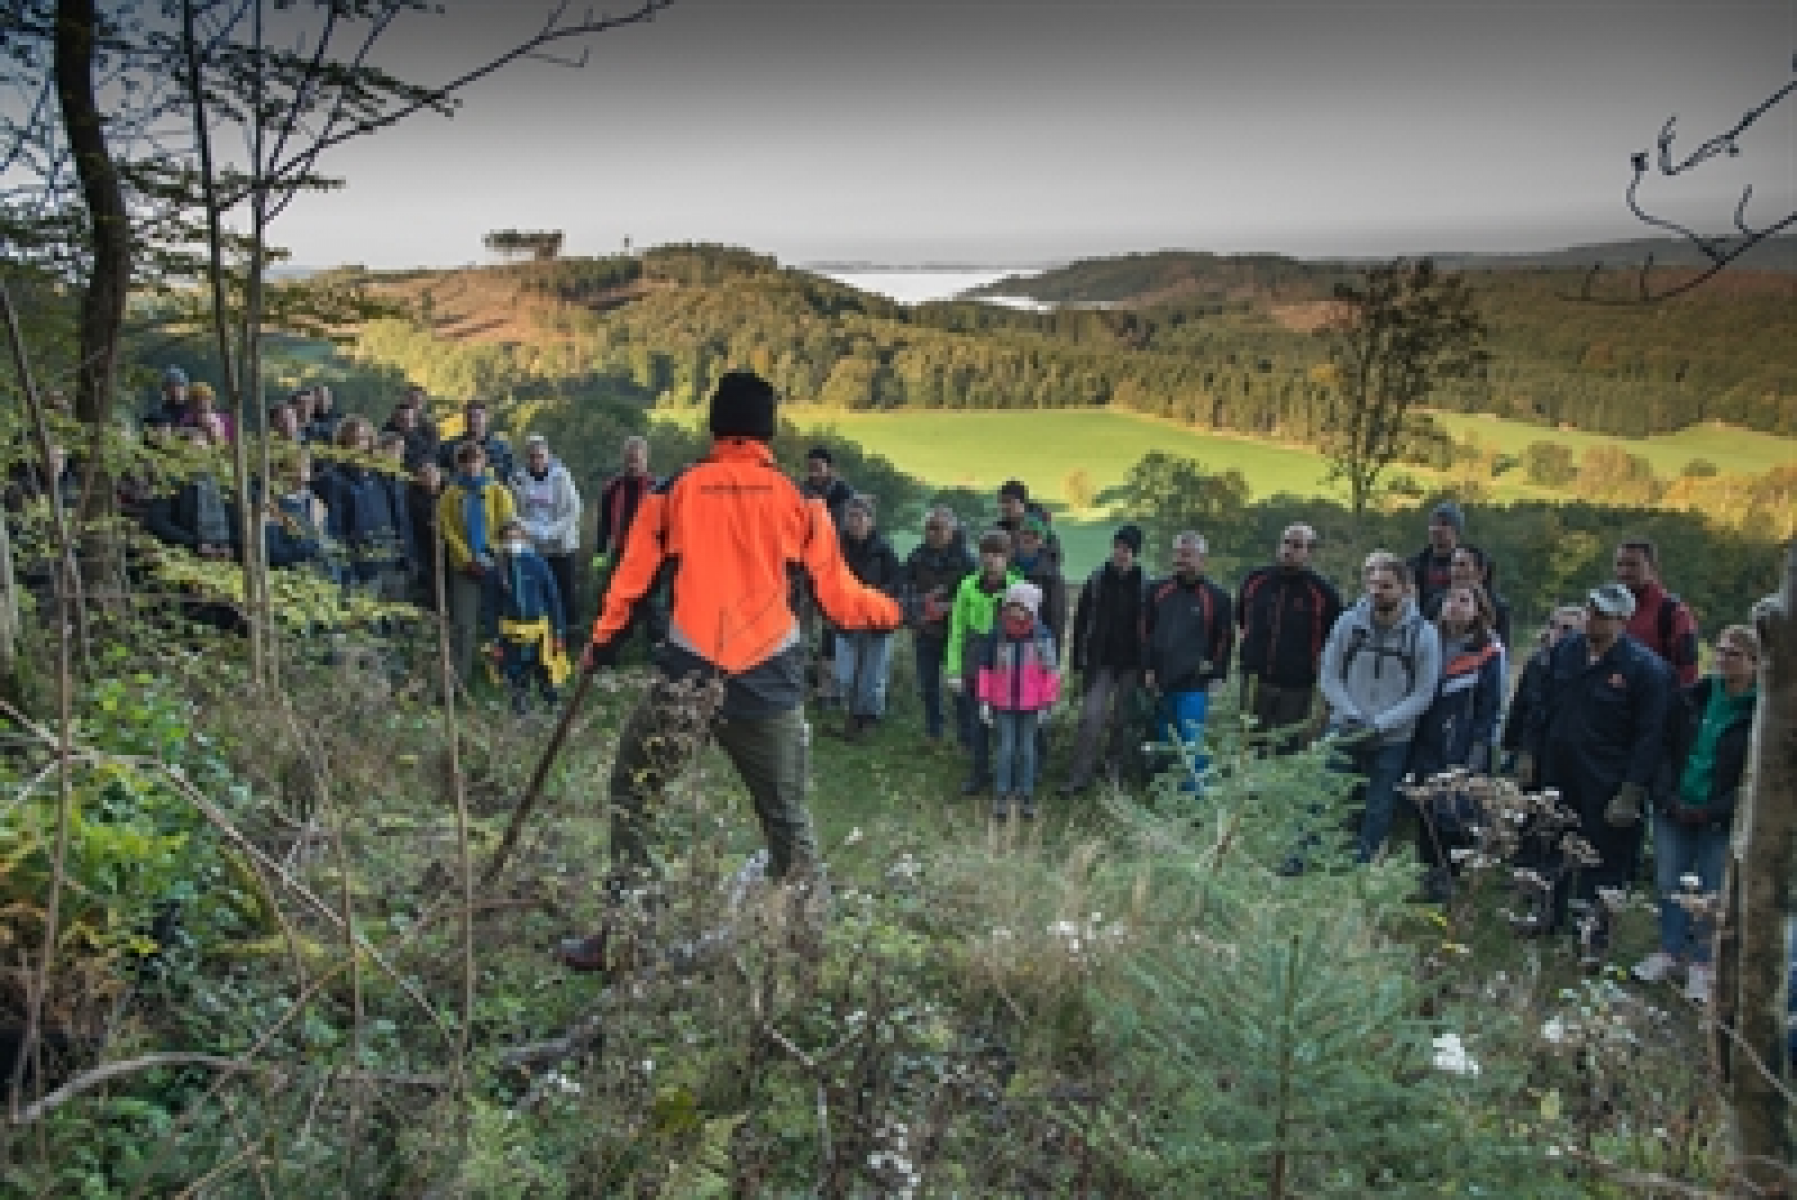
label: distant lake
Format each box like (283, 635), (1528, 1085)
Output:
(812, 268), (1049, 308)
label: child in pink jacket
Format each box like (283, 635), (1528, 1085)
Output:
(977, 582), (1062, 820)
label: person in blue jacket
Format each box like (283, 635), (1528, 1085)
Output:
(484, 517), (567, 714)
(1519, 581), (1673, 954)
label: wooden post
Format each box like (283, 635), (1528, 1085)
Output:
(1714, 540), (1795, 1194)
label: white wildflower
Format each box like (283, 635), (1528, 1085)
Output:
(1541, 1016), (1569, 1045)
(1431, 1032), (1481, 1077)
(844, 826), (864, 847)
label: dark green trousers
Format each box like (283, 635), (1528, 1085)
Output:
(607, 686), (815, 887)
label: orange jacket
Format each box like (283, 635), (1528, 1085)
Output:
(591, 438), (901, 673)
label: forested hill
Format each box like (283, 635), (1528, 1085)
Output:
(346, 242), (1797, 443)
(971, 237), (1797, 303)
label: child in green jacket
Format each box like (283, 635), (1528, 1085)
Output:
(946, 528), (1021, 796)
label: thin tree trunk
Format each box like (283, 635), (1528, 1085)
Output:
(49, 0), (115, 647)
(1714, 541), (1795, 1193)
(0, 491), (21, 710)
(181, 0), (266, 685)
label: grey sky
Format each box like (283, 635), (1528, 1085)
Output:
(275, 0), (1797, 268)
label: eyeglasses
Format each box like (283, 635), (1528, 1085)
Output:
(1716, 646), (1751, 659)
(1283, 538), (1316, 548)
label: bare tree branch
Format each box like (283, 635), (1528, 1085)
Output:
(1576, 54), (1797, 303)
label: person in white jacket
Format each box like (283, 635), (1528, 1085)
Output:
(511, 434), (584, 626)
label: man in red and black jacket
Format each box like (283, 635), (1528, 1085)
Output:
(1613, 537), (1701, 688)
(592, 434), (664, 646)
(1235, 523), (1344, 751)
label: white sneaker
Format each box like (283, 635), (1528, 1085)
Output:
(1631, 951), (1679, 983)
(1684, 964), (1713, 1005)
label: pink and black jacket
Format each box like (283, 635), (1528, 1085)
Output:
(975, 619), (1062, 714)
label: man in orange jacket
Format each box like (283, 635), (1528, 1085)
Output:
(559, 372), (903, 971)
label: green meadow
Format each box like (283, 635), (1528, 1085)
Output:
(750, 406), (1793, 577)
(741, 407), (1341, 574)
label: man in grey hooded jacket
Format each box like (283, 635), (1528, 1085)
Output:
(1318, 550), (1443, 863)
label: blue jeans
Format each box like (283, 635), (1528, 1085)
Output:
(1652, 812), (1729, 964)
(993, 710), (1042, 797)
(835, 630), (893, 719)
(1154, 689), (1211, 789)
(1327, 732), (1413, 864)
(914, 634), (970, 742)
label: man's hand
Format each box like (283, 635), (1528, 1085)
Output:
(1605, 783), (1647, 828)
(1142, 670), (1157, 693)
(581, 639), (620, 676)
(979, 702), (994, 726)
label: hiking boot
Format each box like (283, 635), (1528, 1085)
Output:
(1683, 963), (1713, 1004)
(1019, 795), (1037, 819)
(992, 794), (1010, 820)
(1408, 867), (1454, 905)
(555, 927), (613, 974)
(1631, 951), (1680, 984)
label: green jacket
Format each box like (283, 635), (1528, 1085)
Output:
(946, 568), (1021, 678)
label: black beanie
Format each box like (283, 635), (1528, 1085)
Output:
(1113, 524), (1143, 555)
(709, 371), (778, 441)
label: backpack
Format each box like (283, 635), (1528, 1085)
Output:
(1340, 620), (1420, 694)
(1657, 592), (1681, 650)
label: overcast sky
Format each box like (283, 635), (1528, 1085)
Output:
(270, 0), (1797, 269)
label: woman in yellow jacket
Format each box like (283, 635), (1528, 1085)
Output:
(438, 440), (516, 688)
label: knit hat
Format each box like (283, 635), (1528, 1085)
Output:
(1016, 514), (1048, 539)
(1113, 524), (1144, 555)
(162, 365), (188, 386)
(807, 445), (833, 465)
(1429, 501), (1466, 534)
(845, 492), (875, 517)
(708, 371), (778, 441)
(977, 528), (1013, 556)
(998, 479), (1029, 503)
(1003, 581), (1042, 616)
(1586, 581), (1637, 619)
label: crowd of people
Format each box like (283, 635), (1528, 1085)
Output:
(7, 367), (1761, 999)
